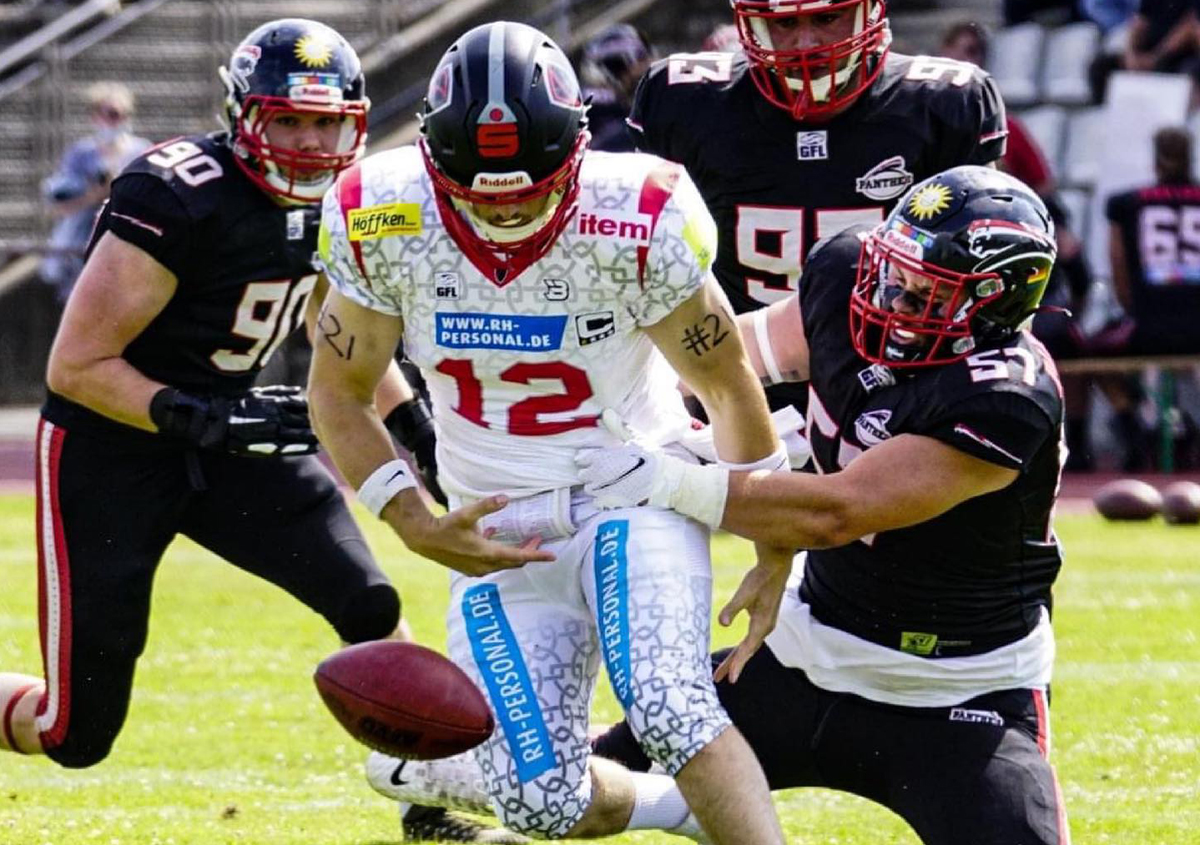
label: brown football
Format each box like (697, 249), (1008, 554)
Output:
(1161, 481), (1200, 525)
(314, 641), (493, 760)
(1092, 478), (1162, 521)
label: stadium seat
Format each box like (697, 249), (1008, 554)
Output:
(1062, 107), (1105, 188)
(1041, 21), (1101, 105)
(988, 23), (1046, 108)
(1018, 105), (1068, 180)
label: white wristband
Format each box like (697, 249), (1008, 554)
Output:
(357, 459), (418, 518)
(753, 308), (784, 386)
(654, 459), (729, 529)
(719, 443), (788, 473)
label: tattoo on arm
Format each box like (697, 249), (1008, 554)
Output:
(682, 312), (730, 356)
(317, 306), (355, 361)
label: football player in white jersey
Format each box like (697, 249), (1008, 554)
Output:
(308, 20), (791, 845)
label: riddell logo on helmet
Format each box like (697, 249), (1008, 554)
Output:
(576, 212), (652, 243)
(347, 203), (423, 240)
(477, 123), (520, 158)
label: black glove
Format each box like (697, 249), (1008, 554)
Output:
(384, 396), (447, 506)
(150, 385), (319, 457)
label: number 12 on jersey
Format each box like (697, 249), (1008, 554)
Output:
(736, 205), (884, 304)
(435, 359), (599, 436)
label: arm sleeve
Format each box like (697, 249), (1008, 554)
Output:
(937, 71), (1009, 169)
(633, 165), (716, 326)
(101, 173), (194, 279)
(626, 62), (669, 157)
(920, 392), (1053, 471)
(316, 180), (403, 317)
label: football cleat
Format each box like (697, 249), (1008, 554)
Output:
(401, 805), (530, 844)
(366, 750), (494, 814)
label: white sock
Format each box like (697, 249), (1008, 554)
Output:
(626, 772), (692, 831)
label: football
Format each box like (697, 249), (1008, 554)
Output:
(314, 641), (493, 760)
(1092, 478), (1162, 521)
(1161, 480), (1200, 525)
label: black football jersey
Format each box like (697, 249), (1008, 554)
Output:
(1105, 183), (1200, 350)
(44, 133), (320, 432)
(795, 227), (1065, 658)
(629, 50), (1007, 313)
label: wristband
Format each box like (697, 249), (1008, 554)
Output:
(656, 459), (729, 529)
(752, 308), (784, 386)
(357, 459), (418, 518)
(718, 443), (788, 473)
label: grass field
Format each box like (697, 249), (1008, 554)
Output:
(0, 492), (1197, 844)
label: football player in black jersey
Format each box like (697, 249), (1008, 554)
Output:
(627, 0), (1006, 414)
(0, 19), (538, 841)
(583, 167), (1072, 845)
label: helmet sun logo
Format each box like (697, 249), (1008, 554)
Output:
(906, 183), (952, 222)
(294, 34), (333, 68)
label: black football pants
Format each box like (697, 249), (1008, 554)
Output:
(593, 645), (1070, 845)
(32, 417), (398, 768)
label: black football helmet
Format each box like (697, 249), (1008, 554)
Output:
(220, 18), (369, 203)
(849, 166), (1057, 368)
(581, 24), (653, 96)
(419, 21), (588, 280)
(732, 0), (889, 121)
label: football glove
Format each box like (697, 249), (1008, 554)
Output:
(149, 385), (318, 457)
(676, 406), (813, 469)
(384, 396), (448, 507)
(575, 443), (729, 528)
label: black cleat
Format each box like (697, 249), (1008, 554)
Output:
(401, 804), (529, 843)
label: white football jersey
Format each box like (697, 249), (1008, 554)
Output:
(318, 147), (718, 497)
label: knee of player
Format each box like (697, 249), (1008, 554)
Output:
(46, 734), (117, 769)
(334, 583), (401, 643)
(490, 771), (592, 839)
(623, 676), (730, 776)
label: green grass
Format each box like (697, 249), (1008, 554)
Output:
(0, 493), (1197, 844)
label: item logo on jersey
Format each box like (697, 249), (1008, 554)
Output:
(286, 209), (307, 241)
(435, 271), (461, 299)
(857, 363), (896, 393)
(294, 34), (333, 68)
(854, 409), (893, 447)
(436, 312), (567, 351)
(855, 155), (915, 201)
(542, 278), (570, 301)
(347, 203), (423, 240)
(949, 708), (1005, 727)
(796, 130), (828, 161)
(907, 182), (953, 221)
(228, 44), (261, 92)
(576, 211), (653, 243)
(576, 311), (616, 346)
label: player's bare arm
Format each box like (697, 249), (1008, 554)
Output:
(736, 294), (810, 387)
(724, 433), (1018, 549)
(46, 231), (178, 431)
(644, 279), (779, 463)
(308, 289), (552, 575)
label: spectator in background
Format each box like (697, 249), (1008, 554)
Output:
(579, 23), (654, 152)
(1090, 0), (1200, 103)
(1079, 0), (1139, 35)
(40, 82), (150, 304)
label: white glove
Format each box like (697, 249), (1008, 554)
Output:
(575, 443), (729, 528)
